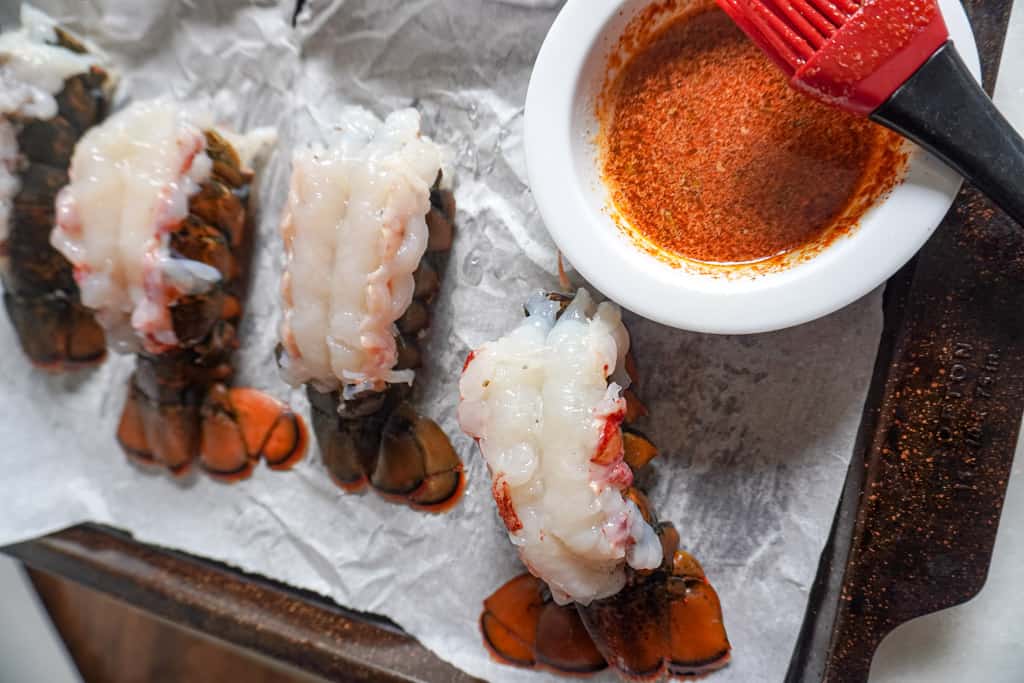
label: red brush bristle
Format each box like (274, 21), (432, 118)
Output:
(718, 0), (949, 113)
(719, 0), (860, 72)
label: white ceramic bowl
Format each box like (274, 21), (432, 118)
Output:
(525, 0), (981, 334)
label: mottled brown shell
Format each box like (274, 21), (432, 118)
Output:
(116, 131), (307, 481)
(1, 39), (113, 370)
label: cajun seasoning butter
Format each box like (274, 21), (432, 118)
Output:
(599, 4), (905, 266)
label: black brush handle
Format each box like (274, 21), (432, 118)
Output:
(872, 40), (1024, 226)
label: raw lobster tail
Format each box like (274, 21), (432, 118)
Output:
(114, 128), (307, 480)
(0, 15), (113, 370)
(467, 291), (730, 681)
(305, 176), (463, 511)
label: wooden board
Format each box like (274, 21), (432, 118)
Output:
(6, 525), (479, 683)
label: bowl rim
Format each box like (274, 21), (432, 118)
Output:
(524, 0), (981, 334)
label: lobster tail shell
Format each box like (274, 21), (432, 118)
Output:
(480, 544), (731, 682)
(2, 293), (106, 370)
(113, 127), (306, 481)
(199, 386), (308, 481)
(2, 59), (113, 370)
(303, 175), (464, 512)
(477, 323), (730, 681)
(308, 385), (465, 512)
(481, 573), (607, 675)
(575, 546), (732, 681)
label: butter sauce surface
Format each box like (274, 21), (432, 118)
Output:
(600, 4), (905, 266)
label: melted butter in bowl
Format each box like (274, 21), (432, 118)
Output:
(598, 2), (906, 269)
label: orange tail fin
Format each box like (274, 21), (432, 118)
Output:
(200, 386), (308, 482)
(481, 573), (606, 676)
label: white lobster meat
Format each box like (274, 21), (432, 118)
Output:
(278, 107), (443, 396)
(50, 98), (219, 353)
(0, 4), (112, 248)
(459, 289), (662, 605)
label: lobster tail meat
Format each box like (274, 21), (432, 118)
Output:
(51, 99), (220, 353)
(465, 291), (731, 681)
(459, 289), (662, 606)
(279, 107), (463, 511)
(0, 5), (115, 370)
(279, 107), (441, 393)
(54, 97), (305, 480)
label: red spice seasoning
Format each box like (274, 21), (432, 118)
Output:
(600, 4), (905, 266)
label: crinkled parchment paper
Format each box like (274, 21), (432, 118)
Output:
(1, 1), (1018, 681)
